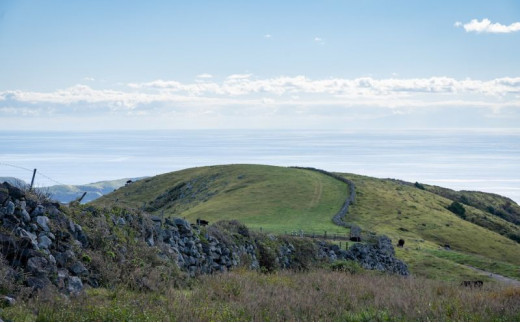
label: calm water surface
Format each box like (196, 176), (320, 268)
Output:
(1, 130), (519, 203)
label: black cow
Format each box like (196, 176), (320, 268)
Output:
(397, 239), (405, 247)
(197, 219), (209, 226)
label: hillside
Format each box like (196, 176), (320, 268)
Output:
(47, 177), (146, 203)
(93, 165), (349, 234)
(0, 176), (145, 203)
(92, 164), (520, 282)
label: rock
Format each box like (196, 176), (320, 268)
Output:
(116, 217), (126, 226)
(3, 183), (25, 200)
(0, 295), (16, 307)
(174, 218), (191, 233)
(31, 205), (45, 217)
(5, 201), (15, 215)
(146, 234), (154, 247)
(20, 209), (31, 223)
(0, 187), (9, 204)
(38, 235), (52, 249)
(26, 276), (50, 291)
(27, 256), (52, 276)
(68, 261), (87, 276)
(67, 276), (83, 295)
(55, 250), (75, 267)
(19, 229), (38, 249)
(35, 216), (50, 232)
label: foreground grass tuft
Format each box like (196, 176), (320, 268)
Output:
(3, 269), (520, 322)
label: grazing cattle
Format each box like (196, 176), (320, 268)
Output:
(461, 280), (483, 288)
(444, 244), (451, 250)
(125, 180), (133, 186)
(397, 239), (405, 247)
(197, 219), (209, 226)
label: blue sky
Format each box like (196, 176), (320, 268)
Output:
(1, 0), (519, 130)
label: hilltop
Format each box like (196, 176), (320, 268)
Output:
(93, 164), (520, 282)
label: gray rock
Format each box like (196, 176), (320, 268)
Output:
(174, 218), (191, 233)
(116, 217), (126, 226)
(0, 295), (16, 307)
(5, 201), (15, 215)
(20, 209), (31, 223)
(35, 216), (50, 232)
(31, 205), (45, 217)
(27, 256), (51, 276)
(67, 276), (83, 295)
(38, 235), (52, 249)
(19, 229), (38, 249)
(68, 261), (88, 276)
(146, 234), (154, 247)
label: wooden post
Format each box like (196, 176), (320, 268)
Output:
(77, 192), (87, 203)
(29, 168), (37, 191)
(324, 231), (327, 239)
(339, 241), (342, 249)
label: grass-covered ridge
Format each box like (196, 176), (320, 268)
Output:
(93, 164), (520, 282)
(93, 164), (349, 235)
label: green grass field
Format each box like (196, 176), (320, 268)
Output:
(92, 164), (520, 282)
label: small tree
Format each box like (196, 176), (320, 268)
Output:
(448, 201), (466, 219)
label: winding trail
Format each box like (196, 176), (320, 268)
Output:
(465, 265), (520, 286)
(308, 173), (323, 208)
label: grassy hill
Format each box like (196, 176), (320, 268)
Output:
(93, 164), (349, 234)
(91, 164), (520, 282)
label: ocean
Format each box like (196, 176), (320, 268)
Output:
(1, 129), (519, 203)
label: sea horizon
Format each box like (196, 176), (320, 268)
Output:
(1, 128), (519, 203)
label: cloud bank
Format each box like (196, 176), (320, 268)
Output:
(1, 75), (519, 129)
(455, 18), (520, 33)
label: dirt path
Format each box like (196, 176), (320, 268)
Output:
(466, 265), (520, 286)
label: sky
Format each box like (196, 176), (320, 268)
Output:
(0, 0), (519, 130)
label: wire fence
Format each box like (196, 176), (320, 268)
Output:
(0, 162), (67, 186)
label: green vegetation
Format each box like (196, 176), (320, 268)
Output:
(447, 201), (466, 218)
(336, 173), (520, 281)
(2, 269), (520, 322)
(93, 164), (349, 235)
(92, 164), (520, 282)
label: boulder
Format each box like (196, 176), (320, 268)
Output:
(68, 261), (88, 276)
(5, 201), (15, 216)
(174, 218), (191, 234)
(27, 256), (53, 276)
(31, 205), (45, 217)
(38, 235), (52, 250)
(35, 216), (50, 232)
(67, 276), (83, 295)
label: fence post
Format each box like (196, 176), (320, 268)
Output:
(77, 192), (87, 203)
(324, 231), (327, 239)
(29, 168), (37, 191)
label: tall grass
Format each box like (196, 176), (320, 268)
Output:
(3, 269), (519, 321)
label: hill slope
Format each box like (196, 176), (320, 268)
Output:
(93, 164), (349, 234)
(92, 164), (520, 281)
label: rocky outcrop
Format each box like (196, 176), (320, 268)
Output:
(0, 182), (90, 295)
(317, 236), (409, 275)
(0, 181), (408, 298)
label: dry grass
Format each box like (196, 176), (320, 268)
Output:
(3, 269), (520, 321)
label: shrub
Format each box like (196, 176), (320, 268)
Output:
(414, 182), (425, 190)
(447, 201), (466, 219)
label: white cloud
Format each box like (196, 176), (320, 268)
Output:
(455, 18), (520, 33)
(264, 34), (272, 39)
(196, 73), (213, 79)
(314, 37), (323, 42)
(1, 75), (519, 128)
(83, 77), (95, 81)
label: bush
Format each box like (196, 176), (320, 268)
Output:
(414, 182), (425, 190)
(447, 201), (466, 219)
